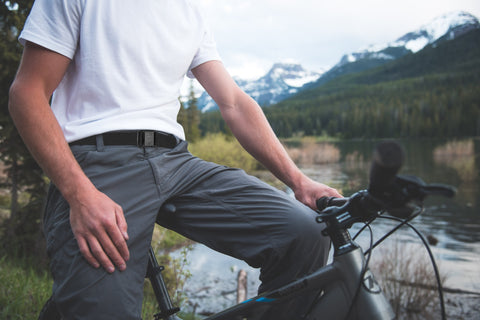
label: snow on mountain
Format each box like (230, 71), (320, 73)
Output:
(195, 11), (479, 112)
(336, 11), (480, 67)
(198, 62), (322, 112)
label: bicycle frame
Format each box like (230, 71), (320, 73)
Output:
(149, 216), (394, 320)
(202, 248), (393, 320)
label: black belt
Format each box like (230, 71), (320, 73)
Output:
(69, 131), (179, 148)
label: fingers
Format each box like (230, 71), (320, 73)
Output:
(76, 226), (129, 273)
(328, 186), (342, 198)
(115, 205), (129, 242)
(92, 212), (130, 273)
(70, 195), (130, 273)
(77, 236), (100, 269)
(104, 207), (130, 267)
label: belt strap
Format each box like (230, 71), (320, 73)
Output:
(69, 131), (179, 148)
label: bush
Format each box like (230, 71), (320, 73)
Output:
(371, 241), (447, 319)
(285, 137), (340, 165)
(188, 133), (259, 173)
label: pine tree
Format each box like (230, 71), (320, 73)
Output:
(185, 81), (201, 142)
(0, 0), (47, 262)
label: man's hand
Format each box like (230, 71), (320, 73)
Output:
(69, 186), (130, 273)
(292, 176), (342, 211)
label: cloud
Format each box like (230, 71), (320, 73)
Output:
(196, 0), (480, 78)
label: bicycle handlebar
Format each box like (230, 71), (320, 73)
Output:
(316, 141), (456, 220)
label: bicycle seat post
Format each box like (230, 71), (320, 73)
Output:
(146, 246), (181, 320)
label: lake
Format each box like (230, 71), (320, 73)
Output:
(172, 138), (480, 315)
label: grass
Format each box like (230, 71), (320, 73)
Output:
(0, 235), (194, 320)
(0, 257), (53, 320)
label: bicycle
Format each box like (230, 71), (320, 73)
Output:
(39, 141), (456, 320)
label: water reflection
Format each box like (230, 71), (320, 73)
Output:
(295, 138), (480, 244)
(297, 138), (480, 291)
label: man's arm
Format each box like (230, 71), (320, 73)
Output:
(8, 42), (129, 273)
(192, 61), (341, 209)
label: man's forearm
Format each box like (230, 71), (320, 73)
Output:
(220, 92), (304, 190)
(193, 60), (342, 208)
(8, 84), (94, 201)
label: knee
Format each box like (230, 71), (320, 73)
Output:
(289, 208), (330, 253)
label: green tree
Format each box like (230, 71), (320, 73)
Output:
(177, 98), (187, 129)
(181, 81), (201, 142)
(0, 0), (47, 263)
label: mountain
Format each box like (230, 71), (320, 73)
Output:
(313, 11), (480, 87)
(261, 27), (480, 138)
(197, 11), (479, 113)
(197, 62), (322, 112)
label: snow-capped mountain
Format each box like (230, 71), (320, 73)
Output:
(392, 11), (479, 52)
(197, 11), (479, 112)
(198, 62), (322, 112)
(322, 11), (480, 83)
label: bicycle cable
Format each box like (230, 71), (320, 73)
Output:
(377, 215), (446, 320)
(344, 223), (374, 320)
(350, 209), (446, 320)
(303, 222), (376, 320)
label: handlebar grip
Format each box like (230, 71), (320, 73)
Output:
(316, 197), (334, 210)
(316, 196), (348, 210)
(368, 141), (405, 195)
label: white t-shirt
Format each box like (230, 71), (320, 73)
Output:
(19, 0), (221, 142)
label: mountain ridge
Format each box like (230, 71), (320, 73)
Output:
(197, 62), (322, 112)
(260, 28), (480, 138)
(197, 10), (479, 113)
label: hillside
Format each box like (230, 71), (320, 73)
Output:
(310, 11), (480, 89)
(260, 29), (480, 139)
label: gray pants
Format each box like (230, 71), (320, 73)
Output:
(44, 139), (330, 319)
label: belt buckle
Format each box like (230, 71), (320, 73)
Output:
(137, 131), (155, 147)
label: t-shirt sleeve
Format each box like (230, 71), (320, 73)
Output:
(187, 25), (222, 79)
(19, 0), (83, 59)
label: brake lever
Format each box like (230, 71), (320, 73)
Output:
(421, 184), (456, 198)
(395, 175), (456, 200)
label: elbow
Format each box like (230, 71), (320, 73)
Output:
(8, 80), (34, 125)
(218, 90), (257, 116)
(8, 80), (21, 116)
(8, 79), (36, 118)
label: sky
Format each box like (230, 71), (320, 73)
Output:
(195, 0), (480, 80)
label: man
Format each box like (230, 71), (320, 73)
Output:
(9, 0), (341, 319)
